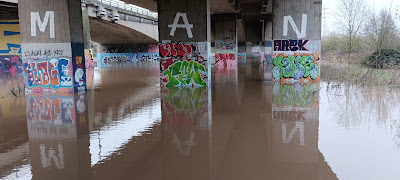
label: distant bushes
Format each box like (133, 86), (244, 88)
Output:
(362, 49), (400, 69)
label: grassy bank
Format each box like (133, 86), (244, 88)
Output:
(321, 62), (400, 87)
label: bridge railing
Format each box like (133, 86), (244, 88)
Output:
(82, 0), (158, 20)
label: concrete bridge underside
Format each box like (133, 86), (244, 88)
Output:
(89, 17), (158, 44)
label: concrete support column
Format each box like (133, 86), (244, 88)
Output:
(214, 16), (237, 75)
(81, 3), (94, 90)
(272, 0), (322, 83)
(158, 0), (211, 87)
(18, 0), (86, 93)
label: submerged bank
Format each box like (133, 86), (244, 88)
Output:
(321, 62), (400, 87)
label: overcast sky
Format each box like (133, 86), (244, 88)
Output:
(322, 0), (400, 36)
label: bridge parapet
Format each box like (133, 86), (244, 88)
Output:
(82, 0), (158, 21)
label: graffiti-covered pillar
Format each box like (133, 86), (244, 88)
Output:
(158, 0), (211, 87)
(272, 0), (322, 83)
(18, 0), (86, 93)
(214, 14), (237, 75)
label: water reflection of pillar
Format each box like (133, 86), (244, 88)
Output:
(26, 92), (90, 180)
(161, 86), (211, 180)
(269, 83), (336, 179)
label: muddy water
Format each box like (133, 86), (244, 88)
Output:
(1, 60), (400, 180)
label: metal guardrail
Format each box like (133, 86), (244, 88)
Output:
(82, 0), (158, 20)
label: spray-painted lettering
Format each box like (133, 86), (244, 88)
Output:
(274, 39), (309, 51)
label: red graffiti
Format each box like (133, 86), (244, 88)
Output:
(160, 42), (195, 57)
(215, 53), (236, 62)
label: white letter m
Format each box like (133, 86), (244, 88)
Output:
(31, 11), (55, 38)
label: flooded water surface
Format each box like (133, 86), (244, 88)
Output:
(1, 60), (400, 180)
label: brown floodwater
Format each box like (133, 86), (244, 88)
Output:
(1, 59), (400, 180)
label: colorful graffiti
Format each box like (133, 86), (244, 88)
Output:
(274, 39), (309, 51)
(272, 83), (319, 108)
(97, 53), (133, 67)
(138, 53), (159, 61)
(26, 95), (76, 124)
(215, 53), (236, 73)
(0, 20), (21, 56)
(23, 57), (73, 93)
(148, 44), (159, 53)
(251, 45), (260, 53)
(73, 56), (86, 91)
(262, 53), (273, 63)
(215, 40), (236, 53)
(84, 49), (94, 69)
(0, 56), (22, 76)
(160, 42), (209, 87)
(272, 52), (320, 83)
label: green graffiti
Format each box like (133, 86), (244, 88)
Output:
(273, 55), (319, 81)
(163, 60), (207, 87)
(272, 83), (319, 107)
(163, 86), (207, 111)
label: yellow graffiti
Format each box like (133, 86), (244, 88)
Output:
(0, 20), (21, 56)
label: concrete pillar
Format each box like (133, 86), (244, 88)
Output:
(272, 0), (322, 83)
(18, 0), (86, 93)
(81, 3), (91, 49)
(214, 15), (237, 75)
(82, 3), (94, 90)
(158, 0), (211, 87)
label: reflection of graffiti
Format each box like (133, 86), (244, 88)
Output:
(40, 143), (64, 169)
(272, 52), (320, 83)
(0, 56), (22, 76)
(0, 20), (21, 56)
(139, 53), (159, 61)
(160, 42), (208, 87)
(215, 53), (236, 73)
(162, 60), (207, 87)
(274, 39), (309, 51)
(272, 83), (319, 108)
(23, 57), (73, 92)
(26, 95), (75, 124)
(162, 86), (207, 110)
(161, 86), (208, 127)
(215, 40), (236, 52)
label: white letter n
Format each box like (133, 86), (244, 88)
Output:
(283, 14), (307, 39)
(31, 11), (55, 38)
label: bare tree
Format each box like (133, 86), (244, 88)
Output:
(334, 0), (370, 57)
(364, 9), (399, 52)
